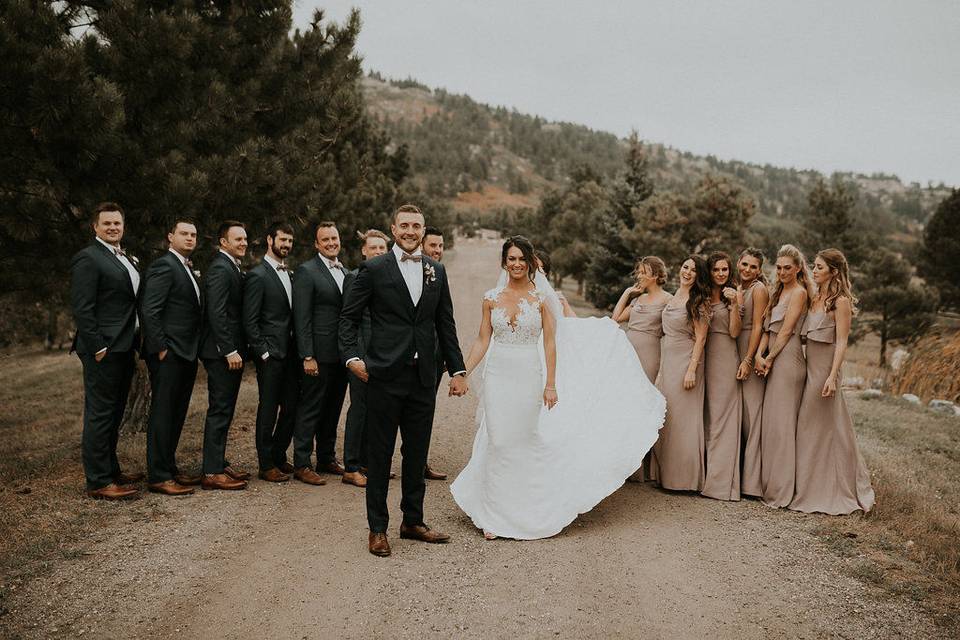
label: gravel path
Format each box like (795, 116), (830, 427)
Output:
(3, 236), (947, 639)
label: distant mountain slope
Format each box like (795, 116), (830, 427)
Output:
(361, 73), (952, 240)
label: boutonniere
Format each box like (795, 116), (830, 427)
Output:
(423, 263), (437, 284)
(130, 254), (140, 267)
(193, 269), (202, 280)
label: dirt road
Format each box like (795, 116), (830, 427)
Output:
(4, 236), (946, 639)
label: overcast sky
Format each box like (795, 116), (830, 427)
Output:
(293, 1), (960, 186)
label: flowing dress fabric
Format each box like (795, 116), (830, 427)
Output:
(737, 283), (765, 497)
(702, 302), (742, 501)
(788, 312), (875, 515)
(451, 285), (666, 540)
(759, 301), (806, 508)
(650, 305), (706, 492)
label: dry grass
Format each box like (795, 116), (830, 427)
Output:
(815, 393), (960, 629)
(0, 347), (263, 588)
(892, 330), (960, 403)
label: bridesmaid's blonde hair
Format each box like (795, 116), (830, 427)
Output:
(766, 244), (814, 318)
(632, 256), (668, 286)
(815, 248), (859, 315)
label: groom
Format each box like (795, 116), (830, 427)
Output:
(340, 204), (467, 557)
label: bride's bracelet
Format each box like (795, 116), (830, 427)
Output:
(544, 386), (556, 391)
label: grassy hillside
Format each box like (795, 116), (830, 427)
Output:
(362, 73), (952, 251)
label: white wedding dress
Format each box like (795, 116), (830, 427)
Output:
(450, 273), (666, 540)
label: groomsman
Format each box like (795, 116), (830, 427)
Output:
(198, 221), (250, 491)
(243, 221), (299, 483)
(291, 221), (349, 486)
(420, 226), (448, 481)
(342, 229), (390, 487)
(141, 220), (203, 496)
(70, 202), (142, 500)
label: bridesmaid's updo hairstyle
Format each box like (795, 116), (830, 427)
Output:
(633, 256), (668, 286)
(707, 251), (736, 305)
(816, 248), (859, 315)
(684, 254), (713, 322)
(501, 235), (537, 282)
(738, 247), (767, 285)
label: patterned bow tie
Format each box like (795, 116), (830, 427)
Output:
(114, 247), (127, 258)
(232, 257), (242, 268)
(400, 252), (422, 263)
(185, 258), (194, 269)
(327, 259), (343, 270)
(276, 262), (289, 272)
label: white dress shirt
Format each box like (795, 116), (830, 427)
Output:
(97, 237), (140, 293)
(263, 253), (293, 307)
(393, 243), (423, 306)
(321, 254), (345, 293)
(169, 248), (200, 301)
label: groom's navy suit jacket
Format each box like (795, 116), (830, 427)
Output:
(339, 251), (464, 388)
(70, 241), (140, 355)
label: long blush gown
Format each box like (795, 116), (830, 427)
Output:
(649, 304), (705, 491)
(625, 300), (668, 383)
(759, 298), (806, 508)
(702, 302), (742, 501)
(737, 283), (765, 497)
(451, 286), (665, 539)
(788, 310), (875, 515)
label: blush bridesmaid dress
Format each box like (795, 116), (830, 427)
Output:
(737, 282), (765, 497)
(788, 310), (875, 515)
(702, 302), (742, 501)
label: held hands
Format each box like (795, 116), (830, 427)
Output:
(543, 386), (558, 410)
(683, 369), (697, 390)
(226, 352), (243, 371)
(449, 375), (469, 397)
(755, 355), (772, 377)
(303, 358), (318, 377)
(347, 359), (369, 383)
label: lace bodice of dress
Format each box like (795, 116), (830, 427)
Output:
(485, 287), (543, 345)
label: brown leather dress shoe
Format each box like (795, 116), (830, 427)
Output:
(399, 523), (451, 543)
(294, 467), (327, 486)
(258, 468), (290, 483)
(342, 471), (367, 487)
(201, 473), (247, 491)
(424, 464), (448, 481)
(223, 465), (251, 481)
(369, 532), (391, 557)
(114, 470), (146, 485)
(318, 460), (345, 475)
(173, 472), (202, 486)
(147, 480), (195, 496)
(277, 462), (296, 474)
(87, 483), (139, 500)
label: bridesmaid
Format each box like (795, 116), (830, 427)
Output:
(613, 256), (672, 383)
(650, 255), (711, 492)
(702, 252), (743, 501)
(735, 248), (769, 497)
(789, 249), (875, 515)
(755, 244), (813, 508)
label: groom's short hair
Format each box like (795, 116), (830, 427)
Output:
(91, 201), (124, 224)
(393, 204), (423, 223)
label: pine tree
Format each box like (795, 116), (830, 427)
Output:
(804, 177), (861, 259)
(919, 189), (960, 310)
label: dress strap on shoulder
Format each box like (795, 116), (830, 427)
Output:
(483, 286), (504, 302)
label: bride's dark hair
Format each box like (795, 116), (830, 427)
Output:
(501, 236), (537, 282)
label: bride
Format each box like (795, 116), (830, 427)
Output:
(450, 236), (666, 540)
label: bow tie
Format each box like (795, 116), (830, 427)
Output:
(232, 257), (242, 268)
(185, 258), (194, 269)
(400, 252), (422, 263)
(276, 262), (289, 272)
(114, 247), (127, 258)
(327, 259), (343, 270)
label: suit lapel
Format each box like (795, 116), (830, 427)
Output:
(169, 251), (200, 307)
(314, 256), (342, 299)
(94, 241), (136, 296)
(385, 251), (416, 314)
(264, 261), (291, 308)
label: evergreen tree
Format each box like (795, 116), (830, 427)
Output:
(858, 249), (939, 366)
(919, 189), (960, 310)
(804, 177), (861, 259)
(585, 133), (655, 309)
